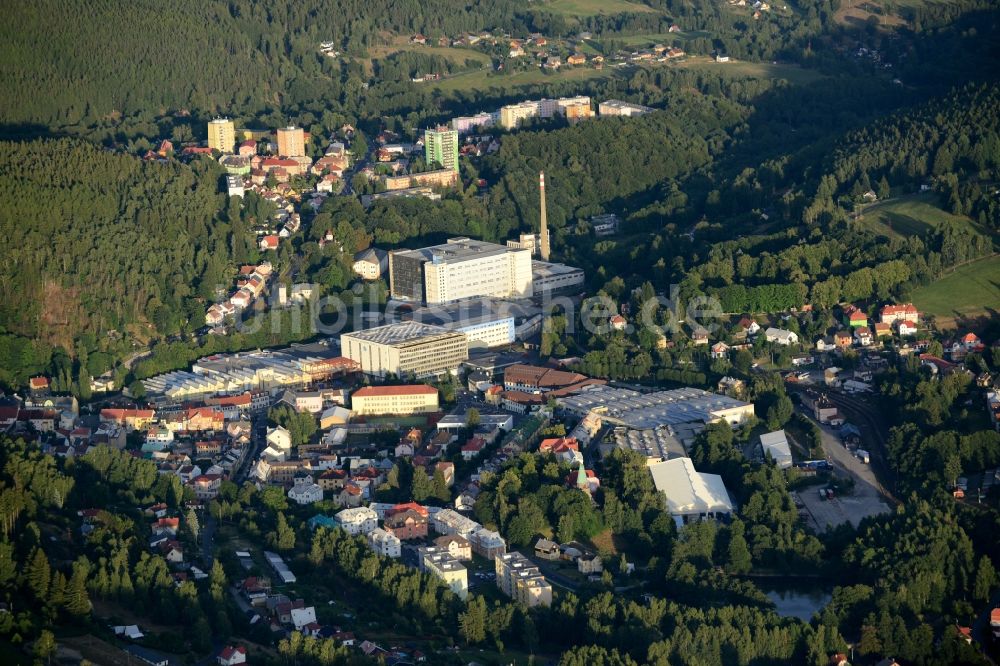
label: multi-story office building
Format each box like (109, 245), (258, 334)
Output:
(340, 322), (469, 378)
(349, 384), (440, 416)
(389, 238), (533, 304)
(424, 126), (460, 173)
(599, 100), (654, 117)
(276, 126), (306, 157)
(495, 552), (552, 607)
(207, 118), (236, 153)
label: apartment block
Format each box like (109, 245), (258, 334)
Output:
(276, 126), (306, 157)
(495, 552), (552, 607)
(424, 126), (460, 173)
(208, 118), (236, 153)
(418, 548), (469, 599)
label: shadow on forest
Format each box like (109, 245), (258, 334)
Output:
(0, 122), (68, 142)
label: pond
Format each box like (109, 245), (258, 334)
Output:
(763, 585), (832, 621)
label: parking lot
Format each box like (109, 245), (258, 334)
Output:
(793, 411), (892, 532)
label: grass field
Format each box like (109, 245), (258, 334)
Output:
(858, 193), (979, 239)
(670, 56), (826, 85)
(538, 0), (659, 16)
(911, 255), (1000, 328)
(431, 64), (616, 93)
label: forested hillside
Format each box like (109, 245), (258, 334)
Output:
(0, 139), (231, 347)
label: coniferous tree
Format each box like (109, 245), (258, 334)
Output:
(27, 548), (51, 602)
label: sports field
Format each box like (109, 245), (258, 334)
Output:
(911, 255), (1000, 328)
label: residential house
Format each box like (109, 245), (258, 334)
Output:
(384, 509), (428, 540)
(844, 306), (868, 328)
(873, 323), (891, 338)
(577, 553), (603, 574)
(338, 483), (364, 508)
(191, 474), (222, 500)
(710, 342), (730, 359)
(461, 436), (486, 461)
(854, 327), (873, 347)
(534, 538), (561, 561)
(367, 527), (402, 558)
(691, 327), (710, 345)
(434, 534), (472, 561)
(834, 331), (853, 349)
(609, 314), (627, 331)
(880, 303), (919, 325)
(217, 646), (248, 666)
(335, 506), (378, 535)
(288, 476), (323, 505)
(764, 327), (799, 346)
(898, 320), (918, 336)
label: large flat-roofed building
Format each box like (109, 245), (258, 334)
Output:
(384, 169), (458, 191)
(389, 238), (533, 304)
(401, 298), (541, 350)
(599, 100), (654, 117)
(648, 457), (734, 523)
(341, 322), (469, 378)
(558, 385), (755, 430)
(207, 117), (236, 153)
(495, 552), (552, 607)
(142, 343), (351, 400)
(350, 384), (440, 416)
(531, 260), (585, 296)
(607, 425), (688, 462)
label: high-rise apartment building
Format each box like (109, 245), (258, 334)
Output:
(424, 126), (460, 173)
(207, 118), (235, 153)
(276, 126), (306, 157)
(388, 237), (533, 304)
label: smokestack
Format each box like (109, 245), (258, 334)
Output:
(539, 171), (550, 261)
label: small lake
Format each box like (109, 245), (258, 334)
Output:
(763, 586), (832, 621)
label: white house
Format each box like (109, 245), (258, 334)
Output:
(288, 477), (323, 505)
(217, 646), (247, 666)
(290, 606), (318, 631)
(764, 327), (799, 346)
(898, 320), (918, 336)
(367, 527), (402, 558)
(266, 426), (293, 451)
(335, 506), (379, 535)
(709, 342), (730, 359)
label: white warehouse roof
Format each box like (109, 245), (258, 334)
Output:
(648, 457), (734, 518)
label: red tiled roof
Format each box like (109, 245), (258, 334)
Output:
(389, 501), (428, 517)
